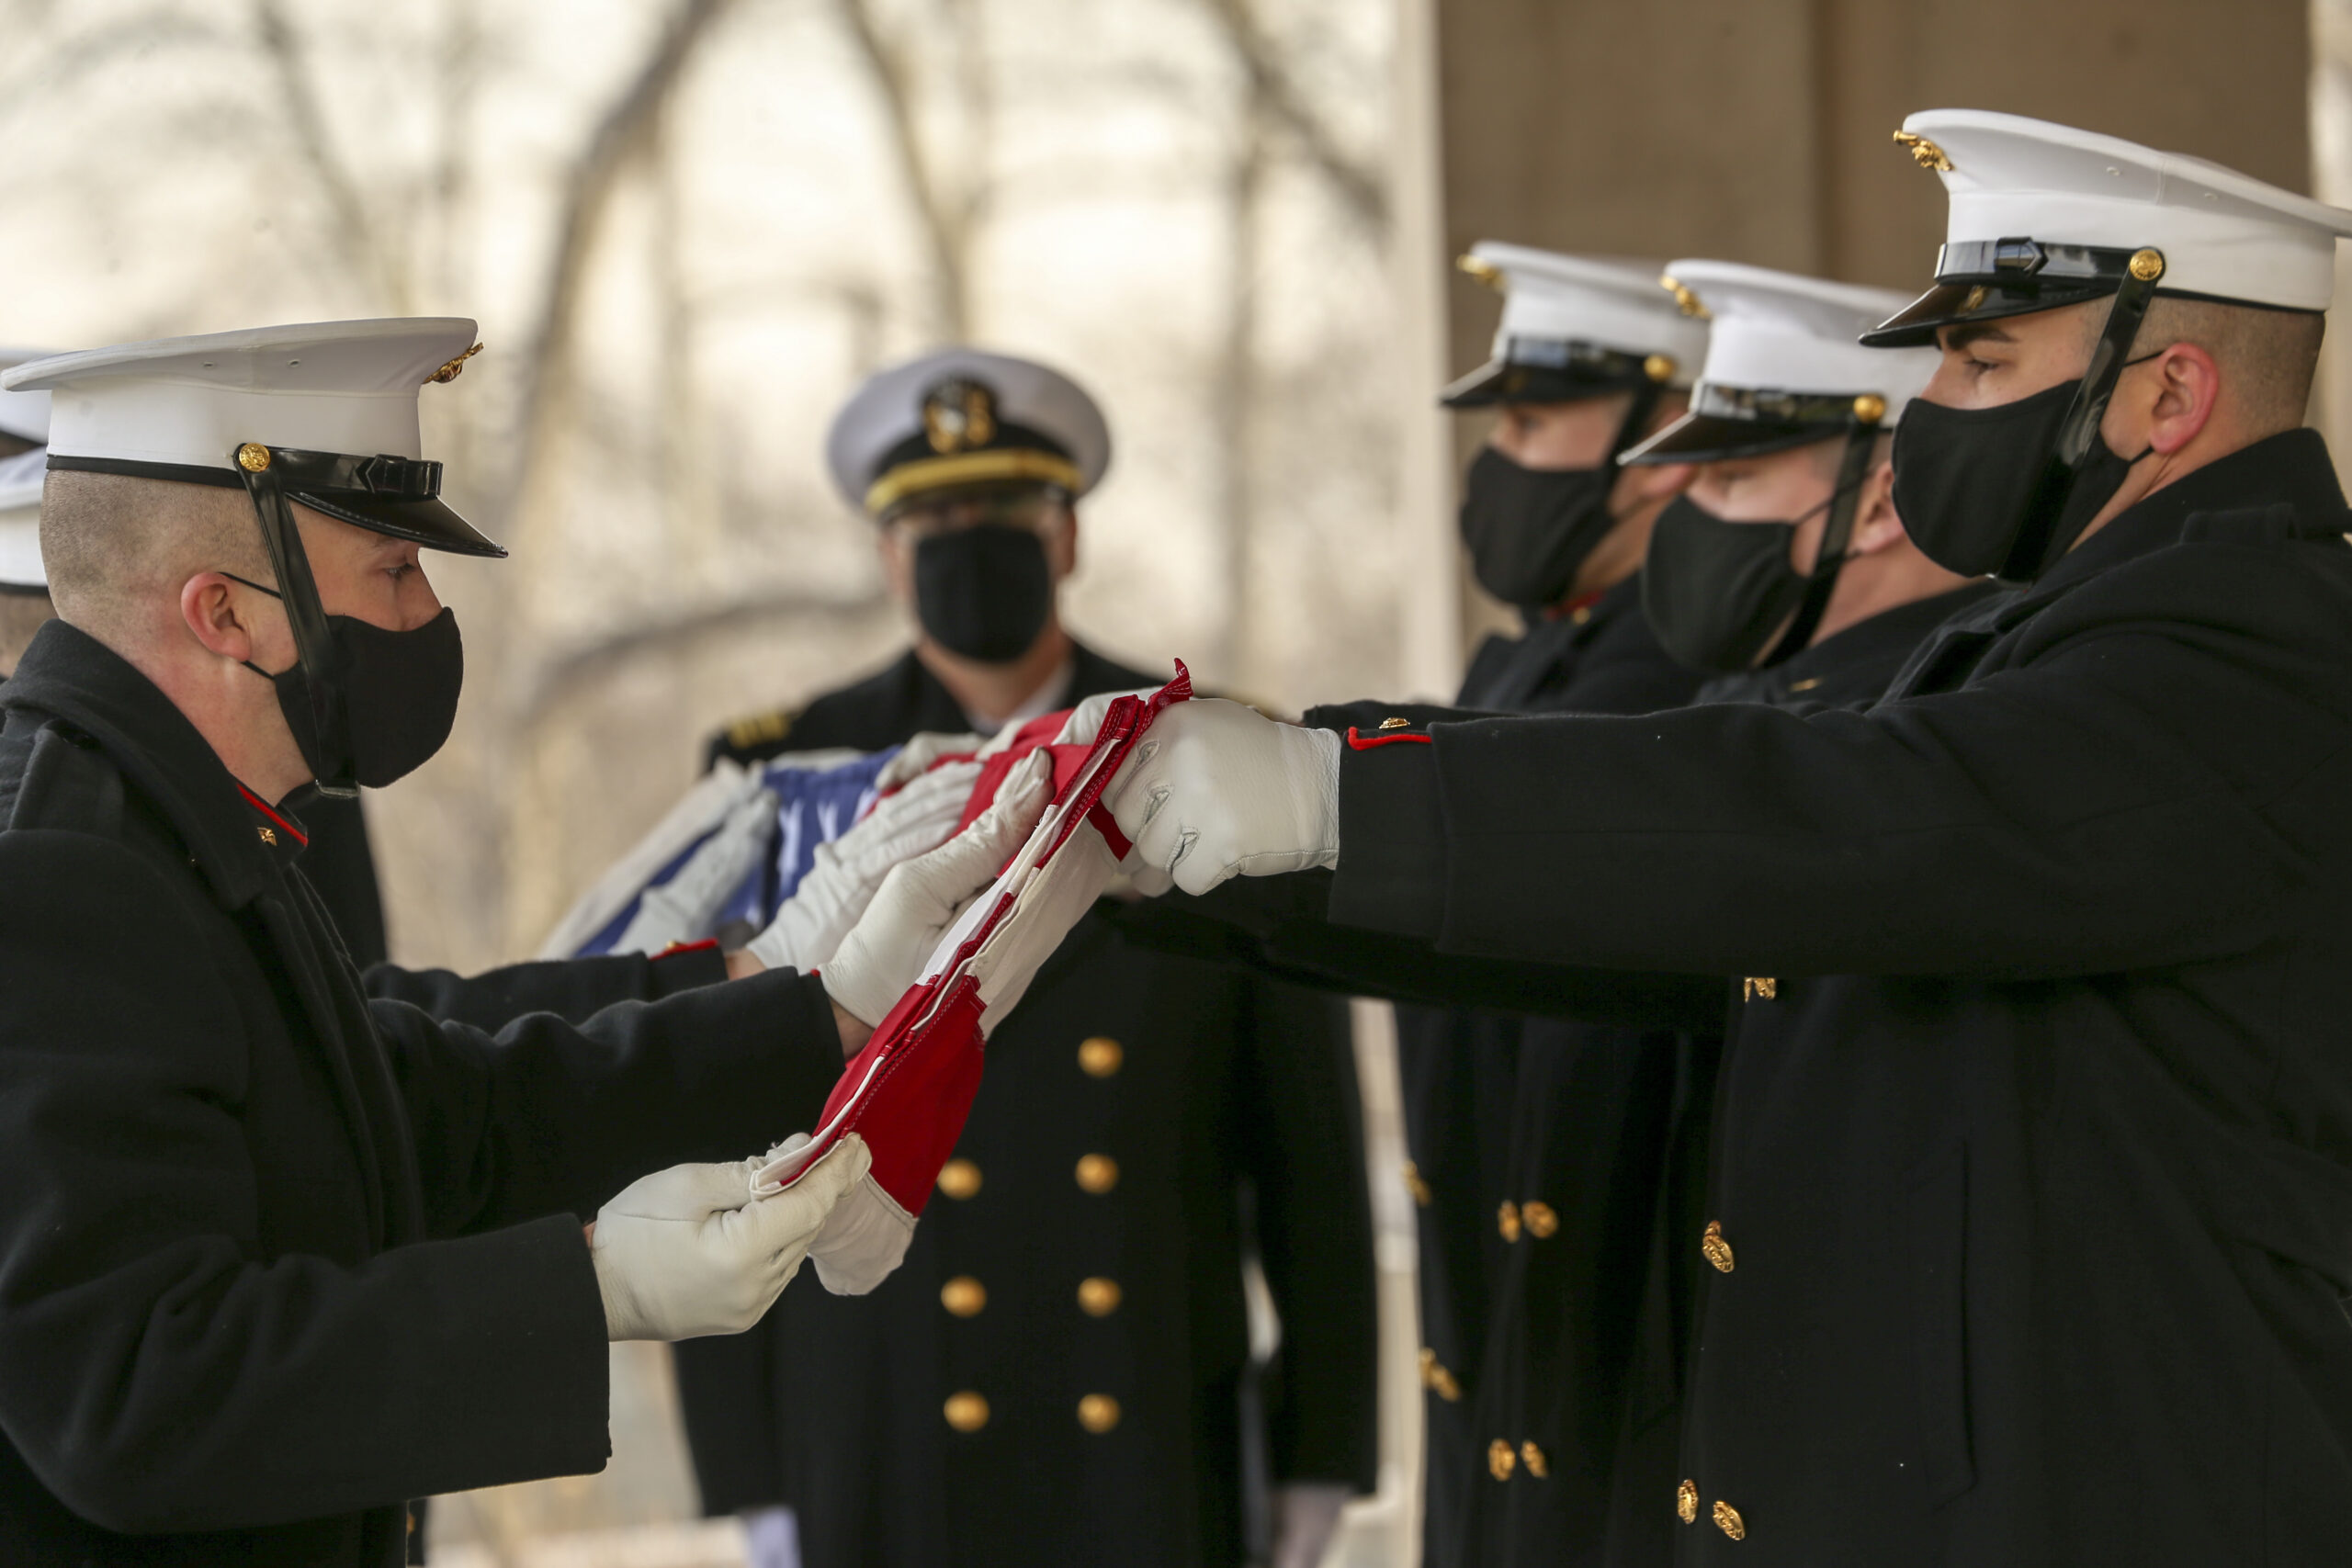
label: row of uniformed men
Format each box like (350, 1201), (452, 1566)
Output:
(3, 98), (2349, 1568)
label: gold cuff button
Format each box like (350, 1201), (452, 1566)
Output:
(1702, 1219), (1736, 1273)
(1075, 1153), (1119, 1193)
(1497, 1200), (1521, 1242)
(1742, 976), (1776, 1001)
(1078, 1037), (1124, 1077)
(937, 1158), (982, 1200)
(1401, 1159), (1431, 1207)
(1487, 1438), (1516, 1481)
(944, 1391), (989, 1431)
(940, 1276), (986, 1316)
(1078, 1276), (1123, 1316)
(1521, 1200), (1558, 1238)
(1520, 1441), (1548, 1478)
(1677, 1478), (1698, 1523)
(1713, 1499), (1746, 1540)
(1078, 1393), (1121, 1433)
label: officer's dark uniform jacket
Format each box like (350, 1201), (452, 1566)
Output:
(1397, 570), (1697, 1568)
(0, 622), (854, 1568)
(1325, 429), (2352, 1562)
(679, 641), (1379, 1568)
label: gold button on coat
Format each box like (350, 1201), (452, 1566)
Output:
(940, 1276), (987, 1316)
(1076, 1153), (1119, 1193)
(1078, 1393), (1121, 1433)
(1520, 1441), (1548, 1478)
(1401, 1159), (1431, 1207)
(1677, 1479), (1698, 1523)
(1713, 1499), (1746, 1540)
(1497, 1201), (1521, 1242)
(937, 1158), (982, 1200)
(944, 1392), (989, 1431)
(1521, 1201), (1558, 1238)
(1487, 1439), (1516, 1480)
(1078, 1037), (1123, 1077)
(1418, 1348), (1461, 1403)
(1742, 976), (1777, 1001)
(1078, 1276), (1123, 1316)
(1702, 1220), (1736, 1274)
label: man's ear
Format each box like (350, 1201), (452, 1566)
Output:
(179, 572), (256, 662)
(2125, 342), (2222, 457)
(1048, 504), (1080, 580)
(1847, 460), (1905, 557)
(876, 525), (914, 604)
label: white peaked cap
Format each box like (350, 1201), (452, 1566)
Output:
(3, 318), (479, 472)
(1892, 108), (2352, 314)
(827, 347), (1111, 515)
(0, 350), (53, 444)
(1464, 242), (1711, 384)
(1678, 262), (1936, 410)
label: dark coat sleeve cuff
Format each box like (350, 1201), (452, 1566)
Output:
(1326, 735), (1445, 941)
(648, 942), (730, 998)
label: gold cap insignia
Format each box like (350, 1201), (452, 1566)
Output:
(1892, 130), (1953, 172)
(922, 377), (998, 455)
(2129, 248), (2166, 283)
(1457, 254), (1504, 290)
(235, 442), (272, 472)
(430, 342), (482, 384)
(1659, 275), (1712, 320)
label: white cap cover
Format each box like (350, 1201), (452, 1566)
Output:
(1623, 264), (1936, 464)
(1447, 243), (1711, 400)
(0, 445), (41, 589)
(1864, 110), (2352, 345)
(827, 348), (1111, 515)
(0, 350), (53, 444)
(4, 318), (479, 473)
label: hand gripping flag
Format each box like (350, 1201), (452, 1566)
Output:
(749, 663), (1193, 1294)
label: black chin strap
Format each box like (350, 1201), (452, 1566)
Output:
(1999, 253), (2165, 581)
(1759, 415), (1882, 668)
(233, 443), (357, 797)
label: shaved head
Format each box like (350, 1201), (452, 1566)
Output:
(40, 472), (269, 648)
(2135, 296), (2325, 435)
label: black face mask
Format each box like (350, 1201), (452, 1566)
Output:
(1891, 376), (2152, 581)
(1641, 493), (1822, 674)
(912, 524), (1054, 662)
(1457, 446), (1621, 609)
(232, 576), (465, 789)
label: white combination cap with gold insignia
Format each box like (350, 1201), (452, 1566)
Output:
(1, 318), (500, 556)
(1622, 262), (1936, 465)
(1861, 109), (2352, 347)
(1443, 243), (1711, 407)
(826, 348), (1112, 519)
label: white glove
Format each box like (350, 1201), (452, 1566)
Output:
(1271, 1483), (1352, 1568)
(590, 1134), (870, 1341)
(613, 783), (778, 955)
(1103, 698), (1340, 897)
(1052, 686), (1158, 750)
(745, 760), (982, 974)
(876, 731), (984, 792)
(820, 750), (1054, 1026)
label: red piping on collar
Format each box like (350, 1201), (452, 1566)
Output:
(1544, 590), (1606, 623)
(236, 784), (310, 847)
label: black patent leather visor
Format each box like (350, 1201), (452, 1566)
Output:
(1619, 411), (1842, 465)
(1441, 336), (1675, 408)
(46, 448), (507, 558)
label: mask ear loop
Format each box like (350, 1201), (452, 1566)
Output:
(232, 443), (358, 797)
(1757, 409), (1883, 668)
(1998, 251), (2164, 581)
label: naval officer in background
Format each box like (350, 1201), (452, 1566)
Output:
(1102, 110), (2352, 1561)
(684, 349), (1378, 1568)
